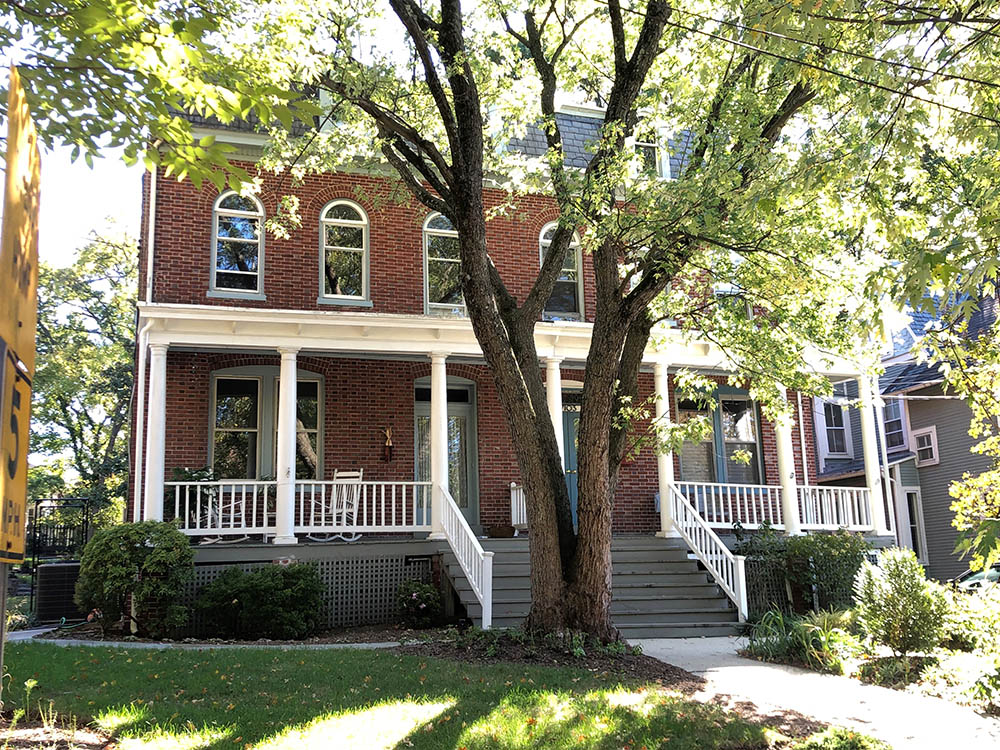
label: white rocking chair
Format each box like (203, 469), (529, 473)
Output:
(307, 468), (363, 543)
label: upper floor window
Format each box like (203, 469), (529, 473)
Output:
(212, 192), (263, 293)
(823, 382), (851, 456)
(540, 223), (583, 320)
(912, 426), (939, 466)
(424, 213), (465, 316)
(320, 200), (368, 300)
(633, 131), (669, 179)
(883, 397), (906, 450)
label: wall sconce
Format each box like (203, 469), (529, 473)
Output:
(381, 426), (394, 462)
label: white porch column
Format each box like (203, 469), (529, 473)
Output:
(858, 373), (892, 535)
(273, 347), (299, 545)
(653, 361), (679, 538)
(142, 344), (168, 521)
(775, 386), (803, 536)
(545, 357), (565, 462)
(429, 352), (449, 539)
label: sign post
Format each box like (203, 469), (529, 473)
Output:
(0, 65), (42, 704)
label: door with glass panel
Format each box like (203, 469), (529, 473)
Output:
(719, 397), (761, 484)
(414, 382), (479, 529)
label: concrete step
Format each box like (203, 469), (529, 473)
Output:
(449, 560), (702, 578)
(611, 609), (737, 624)
(617, 622), (743, 639)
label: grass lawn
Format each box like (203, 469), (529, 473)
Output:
(0, 642), (844, 750)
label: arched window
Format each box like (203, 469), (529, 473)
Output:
(212, 191), (264, 294)
(423, 212), (464, 316)
(320, 200), (368, 300)
(539, 223), (583, 319)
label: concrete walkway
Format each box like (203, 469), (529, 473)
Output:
(636, 637), (1000, 750)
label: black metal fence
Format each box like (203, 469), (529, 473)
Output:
(27, 497), (92, 618)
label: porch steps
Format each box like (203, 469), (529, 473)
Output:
(440, 536), (741, 639)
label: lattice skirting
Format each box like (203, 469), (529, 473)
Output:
(744, 557), (793, 618)
(181, 554), (433, 637)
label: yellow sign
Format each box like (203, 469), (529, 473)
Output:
(0, 67), (41, 563)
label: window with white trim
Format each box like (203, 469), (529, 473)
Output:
(883, 398), (906, 450)
(423, 212), (464, 316)
(539, 223), (583, 320)
(823, 382), (851, 456)
(320, 200), (368, 299)
(904, 488), (928, 563)
(212, 377), (260, 479)
(212, 192), (263, 292)
(912, 426), (939, 466)
(633, 130), (669, 179)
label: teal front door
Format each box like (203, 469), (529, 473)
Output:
(563, 408), (579, 527)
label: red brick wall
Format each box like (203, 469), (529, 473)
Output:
(131, 352), (818, 533)
(143, 166), (596, 319)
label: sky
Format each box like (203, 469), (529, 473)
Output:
(37, 146), (142, 267)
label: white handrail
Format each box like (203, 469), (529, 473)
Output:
(673, 481), (783, 529)
(440, 484), (494, 629)
(668, 484), (748, 621)
(165, 480), (277, 536)
(509, 482), (527, 530)
(295, 480), (433, 533)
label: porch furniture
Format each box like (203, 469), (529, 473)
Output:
(307, 468), (364, 543)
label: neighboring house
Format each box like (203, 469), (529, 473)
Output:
(814, 300), (998, 581)
(129, 105), (887, 636)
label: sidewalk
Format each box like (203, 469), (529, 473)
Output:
(635, 636), (1000, 750)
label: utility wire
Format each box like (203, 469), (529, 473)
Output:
(669, 5), (1000, 91)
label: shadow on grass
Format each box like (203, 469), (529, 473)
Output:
(5, 643), (777, 750)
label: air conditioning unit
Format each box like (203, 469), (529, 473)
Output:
(35, 562), (85, 624)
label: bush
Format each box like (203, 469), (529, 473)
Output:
(788, 531), (871, 611)
(195, 563), (324, 640)
(744, 608), (859, 674)
(397, 580), (442, 628)
(793, 727), (890, 750)
(942, 585), (1000, 653)
(75, 521), (194, 637)
(854, 547), (948, 656)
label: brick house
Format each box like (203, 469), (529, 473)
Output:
(130, 106), (890, 636)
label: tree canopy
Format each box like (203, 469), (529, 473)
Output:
(30, 234), (137, 512)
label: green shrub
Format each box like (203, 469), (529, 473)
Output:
(854, 547), (948, 657)
(942, 585), (1000, 654)
(74, 521), (194, 637)
(858, 655), (937, 688)
(744, 608), (858, 674)
(793, 727), (890, 750)
(788, 531), (871, 611)
(397, 579), (442, 628)
(195, 563), (324, 640)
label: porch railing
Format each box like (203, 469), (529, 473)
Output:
(668, 484), (748, 620)
(165, 480), (277, 537)
(798, 485), (871, 531)
(294, 481), (432, 534)
(673, 481), (783, 529)
(164, 480), (433, 537)
(441, 485), (494, 629)
(509, 482), (527, 530)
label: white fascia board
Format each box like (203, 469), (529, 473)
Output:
(137, 302), (859, 375)
(190, 126), (270, 148)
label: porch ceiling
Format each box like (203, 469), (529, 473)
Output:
(138, 302), (862, 377)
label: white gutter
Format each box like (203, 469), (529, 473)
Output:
(144, 163), (157, 302)
(131, 320), (155, 522)
(873, 392), (896, 537)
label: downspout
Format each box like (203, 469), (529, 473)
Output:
(132, 320), (154, 522)
(796, 391), (810, 486)
(133, 161), (158, 522)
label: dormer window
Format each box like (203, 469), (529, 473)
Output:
(211, 192), (264, 294)
(320, 200), (368, 300)
(540, 223), (583, 320)
(633, 131), (669, 179)
(424, 212), (465, 316)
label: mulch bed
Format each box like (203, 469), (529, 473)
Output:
(398, 636), (705, 692)
(0, 716), (113, 749)
(34, 621), (452, 645)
